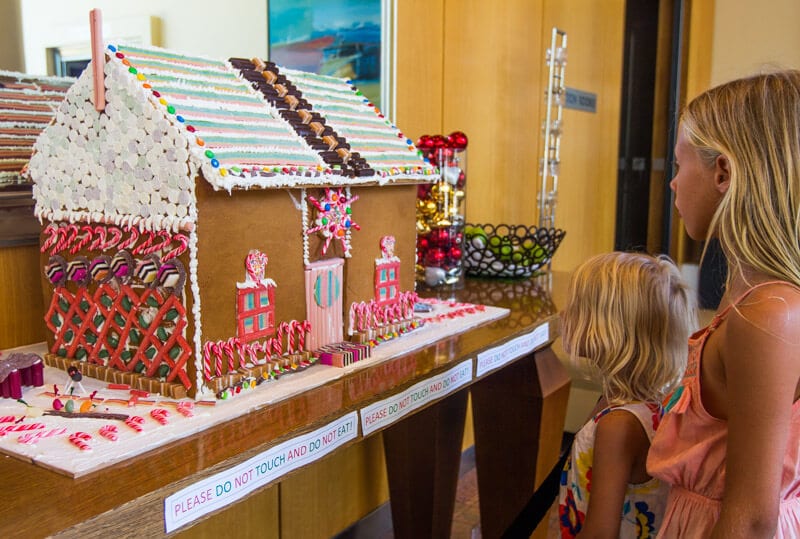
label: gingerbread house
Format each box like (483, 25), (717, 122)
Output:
(28, 44), (437, 399)
(0, 71), (73, 244)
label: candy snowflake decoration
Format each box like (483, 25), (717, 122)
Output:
(306, 187), (361, 256)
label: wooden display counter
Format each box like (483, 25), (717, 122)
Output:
(0, 273), (571, 538)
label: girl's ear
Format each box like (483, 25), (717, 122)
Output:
(715, 154), (731, 193)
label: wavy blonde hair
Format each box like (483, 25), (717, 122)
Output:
(560, 252), (697, 404)
(681, 69), (800, 288)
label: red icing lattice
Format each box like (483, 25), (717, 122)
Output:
(45, 284), (191, 389)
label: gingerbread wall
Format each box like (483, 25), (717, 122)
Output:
(194, 179), (419, 348)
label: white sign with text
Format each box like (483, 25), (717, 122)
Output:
(164, 412), (358, 533)
(476, 323), (549, 377)
(360, 359), (473, 436)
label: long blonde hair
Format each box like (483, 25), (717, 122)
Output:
(681, 69), (800, 288)
(560, 252), (697, 404)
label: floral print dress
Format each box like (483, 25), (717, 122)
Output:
(558, 402), (667, 538)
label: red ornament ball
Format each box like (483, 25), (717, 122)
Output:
(449, 131), (468, 149)
(426, 248), (446, 265)
(431, 134), (448, 149)
(416, 135), (434, 150)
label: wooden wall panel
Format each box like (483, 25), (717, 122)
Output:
(279, 435), (389, 537)
(394, 0), (445, 140)
(0, 245), (45, 349)
(442, 0), (545, 227)
(176, 486), (279, 539)
(539, 0), (626, 272)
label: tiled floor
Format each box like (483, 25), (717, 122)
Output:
(337, 444), (563, 539)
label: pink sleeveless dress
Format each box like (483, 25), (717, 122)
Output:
(647, 281), (800, 538)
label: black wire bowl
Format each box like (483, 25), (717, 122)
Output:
(463, 223), (566, 278)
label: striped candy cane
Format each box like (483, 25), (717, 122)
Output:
(301, 320), (311, 350)
(124, 415), (145, 433)
(224, 340), (236, 373)
(17, 427), (67, 445)
(283, 322), (295, 354)
(176, 401), (194, 418)
(99, 424), (119, 441)
(150, 408), (169, 425)
(203, 341), (214, 381)
(69, 432), (92, 451)
(0, 423), (45, 436)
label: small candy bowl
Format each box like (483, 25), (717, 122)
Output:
(463, 224), (566, 278)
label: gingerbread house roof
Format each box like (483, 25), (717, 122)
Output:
(0, 71), (73, 187)
(29, 44), (436, 232)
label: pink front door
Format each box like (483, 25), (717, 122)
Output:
(304, 258), (344, 351)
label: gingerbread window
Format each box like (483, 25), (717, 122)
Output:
(237, 250), (276, 342)
(374, 236), (400, 306)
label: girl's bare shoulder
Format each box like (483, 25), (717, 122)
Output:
(728, 282), (800, 344)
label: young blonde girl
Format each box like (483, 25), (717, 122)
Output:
(558, 252), (697, 538)
(648, 70), (800, 538)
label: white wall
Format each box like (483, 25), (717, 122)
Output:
(18, 0), (268, 74)
(710, 0), (800, 85)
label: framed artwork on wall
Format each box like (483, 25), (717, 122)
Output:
(268, 0), (394, 117)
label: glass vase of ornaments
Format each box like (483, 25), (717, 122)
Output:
(415, 131), (468, 289)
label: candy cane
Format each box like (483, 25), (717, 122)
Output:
(132, 230), (154, 255)
(222, 340), (235, 373)
(69, 432), (92, 451)
(17, 427), (67, 445)
(124, 415), (145, 433)
(150, 408), (169, 425)
(234, 339), (248, 369)
(89, 225), (107, 250)
(41, 223), (59, 253)
(176, 401), (194, 418)
(278, 322), (294, 354)
(70, 225), (94, 254)
(162, 233), (188, 262)
(270, 334), (282, 358)
(292, 320), (304, 353)
(102, 227), (123, 251)
(0, 422), (45, 436)
(144, 229), (172, 255)
(246, 342), (260, 365)
(98, 424), (119, 441)
(209, 342), (222, 378)
(0, 415), (17, 423)
(50, 225), (66, 254)
(117, 225), (139, 250)
(203, 341), (214, 381)
(51, 225), (72, 254)
(301, 320), (311, 350)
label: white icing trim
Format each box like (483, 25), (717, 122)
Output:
(301, 189), (310, 266)
(236, 278), (277, 290)
(188, 195), (206, 398)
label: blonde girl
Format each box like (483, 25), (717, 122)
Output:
(647, 69), (800, 538)
(558, 251), (697, 538)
